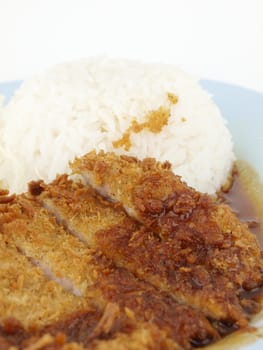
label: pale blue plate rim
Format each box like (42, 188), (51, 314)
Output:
(1, 78), (263, 111)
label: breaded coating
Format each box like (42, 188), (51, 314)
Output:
(32, 176), (250, 328)
(28, 179), (221, 347)
(29, 175), (128, 247)
(0, 194), (104, 298)
(2, 150), (263, 349)
(72, 151), (263, 289)
(1, 319), (178, 350)
(0, 325), (180, 350)
(0, 193), (217, 349)
(0, 233), (86, 329)
(39, 307), (181, 350)
(71, 151), (263, 321)
(95, 267), (219, 348)
(38, 282), (198, 349)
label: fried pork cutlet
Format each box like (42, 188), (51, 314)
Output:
(1, 318), (178, 350)
(31, 176), (248, 329)
(71, 151), (263, 288)
(0, 194), (218, 349)
(70, 151), (263, 322)
(3, 325), (179, 350)
(2, 150), (263, 349)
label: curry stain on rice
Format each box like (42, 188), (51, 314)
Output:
(112, 93), (178, 151)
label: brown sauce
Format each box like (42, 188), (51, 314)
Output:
(220, 161), (263, 248)
(206, 160), (263, 350)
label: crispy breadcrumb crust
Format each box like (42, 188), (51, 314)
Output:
(71, 151), (263, 289)
(0, 234), (86, 329)
(34, 175), (247, 325)
(1, 151), (263, 349)
(0, 190), (218, 349)
(12, 325), (180, 350)
(71, 151), (263, 323)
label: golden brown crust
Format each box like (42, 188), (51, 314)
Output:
(0, 190), (216, 349)
(2, 319), (180, 350)
(70, 151), (263, 323)
(1, 151), (263, 349)
(34, 181), (221, 346)
(71, 151), (263, 288)
(32, 175), (246, 327)
(0, 234), (86, 329)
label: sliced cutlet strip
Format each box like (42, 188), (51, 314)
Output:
(42, 254), (219, 348)
(1, 308), (180, 350)
(39, 275), (188, 349)
(11, 325), (180, 350)
(31, 175), (248, 328)
(40, 305), (181, 350)
(0, 192), (213, 349)
(0, 193), (105, 298)
(28, 180), (220, 348)
(92, 266), (219, 347)
(0, 233), (87, 329)
(71, 152), (263, 294)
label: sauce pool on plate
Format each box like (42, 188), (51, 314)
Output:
(209, 161), (263, 350)
(220, 161), (263, 248)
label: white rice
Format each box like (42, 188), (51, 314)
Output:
(0, 57), (235, 194)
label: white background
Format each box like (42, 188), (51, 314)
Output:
(0, 0), (262, 92)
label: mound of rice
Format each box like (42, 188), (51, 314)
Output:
(0, 57), (234, 194)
